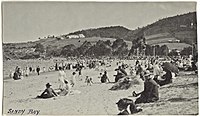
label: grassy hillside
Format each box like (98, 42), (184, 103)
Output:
(124, 12), (197, 45)
(65, 26), (131, 39)
(154, 43), (191, 51)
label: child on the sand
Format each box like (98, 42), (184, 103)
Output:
(100, 71), (110, 83)
(85, 76), (93, 86)
(37, 83), (58, 99)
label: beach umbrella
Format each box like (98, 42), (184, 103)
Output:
(162, 62), (179, 74)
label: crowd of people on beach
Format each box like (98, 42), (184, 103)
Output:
(9, 55), (197, 115)
(114, 55), (197, 115)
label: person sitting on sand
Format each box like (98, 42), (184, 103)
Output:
(115, 66), (128, 82)
(13, 67), (22, 80)
(101, 71), (110, 83)
(153, 67), (172, 86)
(132, 70), (160, 104)
(58, 80), (71, 96)
(37, 83), (58, 99)
(116, 98), (142, 115)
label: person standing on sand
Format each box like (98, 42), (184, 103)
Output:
(25, 67), (29, 77)
(58, 67), (66, 90)
(85, 76), (94, 86)
(36, 66), (40, 75)
(29, 66), (32, 73)
(43, 67), (46, 73)
(70, 72), (76, 87)
(55, 63), (58, 71)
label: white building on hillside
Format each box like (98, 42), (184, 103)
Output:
(67, 34), (85, 39)
(79, 34), (85, 38)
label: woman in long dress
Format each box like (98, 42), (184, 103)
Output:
(58, 67), (66, 90)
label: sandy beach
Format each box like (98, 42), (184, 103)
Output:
(3, 60), (198, 115)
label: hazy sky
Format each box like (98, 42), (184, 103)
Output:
(2, 2), (196, 43)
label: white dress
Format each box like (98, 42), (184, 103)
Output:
(58, 70), (66, 89)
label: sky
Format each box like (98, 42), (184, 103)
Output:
(2, 2), (196, 43)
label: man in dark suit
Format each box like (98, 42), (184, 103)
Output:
(133, 70), (160, 104)
(36, 66), (40, 75)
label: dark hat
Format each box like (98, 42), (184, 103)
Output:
(64, 79), (68, 84)
(72, 72), (76, 75)
(116, 99), (129, 109)
(46, 83), (52, 87)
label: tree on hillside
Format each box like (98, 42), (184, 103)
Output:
(21, 52), (40, 59)
(180, 46), (192, 56)
(60, 44), (79, 57)
(112, 39), (129, 57)
(84, 40), (112, 56)
(46, 45), (61, 57)
(34, 43), (45, 53)
(129, 36), (146, 56)
(77, 41), (92, 56)
(112, 39), (124, 49)
(104, 40), (111, 46)
(145, 44), (153, 56)
(155, 45), (161, 56)
(160, 45), (169, 56)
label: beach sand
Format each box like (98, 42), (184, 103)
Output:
(3, 61), (198, 115)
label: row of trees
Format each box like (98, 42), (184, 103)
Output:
(33, 39), (129, 58)
(33, 39), (195, 59)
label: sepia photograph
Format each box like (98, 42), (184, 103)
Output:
(2, 1), (198, 115)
